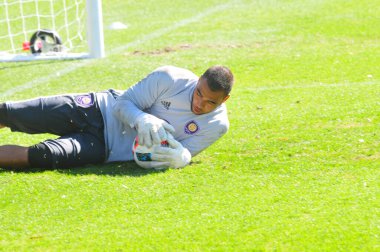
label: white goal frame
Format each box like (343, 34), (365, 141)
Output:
(0, 0), (104, 62)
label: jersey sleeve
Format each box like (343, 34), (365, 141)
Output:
(112, 67), (174, 128)
(180, 122), (229, 157)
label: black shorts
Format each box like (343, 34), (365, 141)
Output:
(4, 93), (106, 168)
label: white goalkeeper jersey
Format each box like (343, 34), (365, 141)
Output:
(95, 66), (229, 162)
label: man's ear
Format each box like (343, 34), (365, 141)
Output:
(222, 94), (230, 103)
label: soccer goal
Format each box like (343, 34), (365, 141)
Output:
(0, 0), (104, 62)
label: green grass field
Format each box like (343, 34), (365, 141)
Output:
(1, 0), (379, 251)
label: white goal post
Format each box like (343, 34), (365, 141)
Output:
(0, 0), (104, 62)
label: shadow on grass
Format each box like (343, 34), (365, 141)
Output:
(0, 161), (167, 177)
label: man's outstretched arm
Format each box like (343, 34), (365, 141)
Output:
(113, 69), (176, 147)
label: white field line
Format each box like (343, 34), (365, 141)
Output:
(0, 1), (235, 99)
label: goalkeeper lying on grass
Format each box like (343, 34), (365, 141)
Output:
(0, 65), (234, 170)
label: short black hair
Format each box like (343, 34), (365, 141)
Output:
(201, 66), (234, 96)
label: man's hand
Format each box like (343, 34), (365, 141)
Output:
(135, 113), (175, 147)
(151, 134), (191, 169)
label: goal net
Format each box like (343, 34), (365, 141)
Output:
(0, 0), (104, 62)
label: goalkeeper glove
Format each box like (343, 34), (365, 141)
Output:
(151, 134), (191, 169)
(135, 113), (175, 148)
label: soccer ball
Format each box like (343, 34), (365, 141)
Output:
(132, 136), (170, 170)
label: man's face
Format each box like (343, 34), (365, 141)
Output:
(191, 77), (230, 115)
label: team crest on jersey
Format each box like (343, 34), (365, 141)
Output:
(184, 120), (199, 135)
(75, 94), (94, 108)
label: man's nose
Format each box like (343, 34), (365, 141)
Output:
(197, 99), (206, 109)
